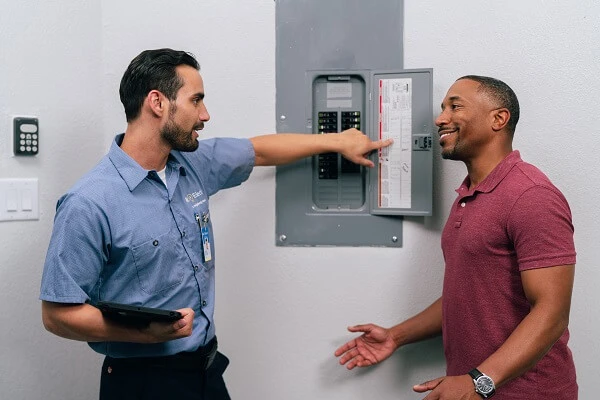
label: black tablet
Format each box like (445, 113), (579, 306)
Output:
(96, 301), (183, 325)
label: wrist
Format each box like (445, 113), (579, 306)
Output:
(389, 325), (406, 349)
(468, 368), (496, 398)
(327, 132), (343, 153)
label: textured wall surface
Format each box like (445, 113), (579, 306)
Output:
(1, 1), (598, 399)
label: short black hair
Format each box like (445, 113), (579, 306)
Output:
(119, 48), (200, 122)
(458, 75), (520, 135)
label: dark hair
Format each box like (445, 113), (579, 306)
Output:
(119, 48), (200, 122)
(458, 75), (520, 135)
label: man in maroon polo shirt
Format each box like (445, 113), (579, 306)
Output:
(335, 76), (577, 399)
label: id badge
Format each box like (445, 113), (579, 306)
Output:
(195, 212), (212, 262)
(201, 225), (212, 262)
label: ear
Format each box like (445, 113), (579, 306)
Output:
(491, 108), (510, 132)
(146, 90), (167, 118)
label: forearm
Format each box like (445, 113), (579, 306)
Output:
(41, 301), (153, 343)
(478, 304), (570, 388)
(390, 297), (443, 348)
(250, 128), (390, 167)
(250, 133), (343, 166)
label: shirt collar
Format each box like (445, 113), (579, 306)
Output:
(107, 134), (187, 192)
(456, 150), (522, 195)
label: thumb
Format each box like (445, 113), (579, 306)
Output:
(347, 324), (373, 334)
(413, 377), (444, 393)
(354, 155), (375, 168)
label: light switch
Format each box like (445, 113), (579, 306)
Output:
(6, 190), (18, 211)
(0, 178), (39, 221)
(21, 189), (33, 211)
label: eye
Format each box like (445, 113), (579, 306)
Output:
(450, 103), (461, 110)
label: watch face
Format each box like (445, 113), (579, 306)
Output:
(476, 376), (495, 394)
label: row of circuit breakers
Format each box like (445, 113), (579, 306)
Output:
(317, 111), (362, 179)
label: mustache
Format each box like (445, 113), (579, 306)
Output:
(438, 125), (455, 134)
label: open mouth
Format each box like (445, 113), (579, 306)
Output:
(193, 124), (204, 137)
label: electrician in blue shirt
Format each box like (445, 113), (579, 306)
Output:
(39, 48), (391, 400)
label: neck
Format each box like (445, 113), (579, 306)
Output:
(120, 122), (170, 171)
(464, 145), (513, 190)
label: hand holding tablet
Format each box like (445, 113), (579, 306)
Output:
(96, 301), (183, 326)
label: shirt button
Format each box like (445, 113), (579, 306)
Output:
(181, 231), (186, 237)
(202, 300), (207, 307)
(460, 202), (466, 208)
(152, 240), (159, 246)
(194, 265), (199, 271)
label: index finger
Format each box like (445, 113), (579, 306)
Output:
(370, 137), (394, 150)
(334, 338), (357, 357)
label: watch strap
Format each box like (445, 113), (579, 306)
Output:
(469, 368), (483, 380)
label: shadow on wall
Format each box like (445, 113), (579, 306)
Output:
(396, 336), (446, 379)
(319, 336), (445, 396)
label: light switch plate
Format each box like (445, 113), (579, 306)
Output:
(0, 178), (39, 221)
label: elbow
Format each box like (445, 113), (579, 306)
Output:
(41, 301), (65, 337)
(542, 307), (571, 344)
(41, 305), (58, 335)
(555, 311), (571, 336)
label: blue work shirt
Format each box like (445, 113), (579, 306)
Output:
(40, 133), (254, 357)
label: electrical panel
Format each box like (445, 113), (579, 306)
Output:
(275, 0), (432, 247)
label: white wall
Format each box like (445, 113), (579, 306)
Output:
(0, 1), (105, 399)
(0, 1), (598, 399)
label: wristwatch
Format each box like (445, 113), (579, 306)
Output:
(468, 368), (496, 398)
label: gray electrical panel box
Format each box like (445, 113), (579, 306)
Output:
(275, 0), (432, 247)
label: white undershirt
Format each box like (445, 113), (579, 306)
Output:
(157, 167), (167, 188)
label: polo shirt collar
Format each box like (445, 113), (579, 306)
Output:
(457, 150), (522, 195)
(107, 134), (186, 192)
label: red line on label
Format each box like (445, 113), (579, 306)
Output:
(379, 80), (383, 140)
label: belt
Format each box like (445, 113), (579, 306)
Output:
(105, 337), (218, 371)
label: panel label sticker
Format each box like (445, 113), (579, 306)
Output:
(378, 78), (412, 209)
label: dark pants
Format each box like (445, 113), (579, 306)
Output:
(99, 341), (230, 400)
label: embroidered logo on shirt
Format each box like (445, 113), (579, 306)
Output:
(185, 190), (203, 203)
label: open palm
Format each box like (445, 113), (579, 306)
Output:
(335, 323), (398, 370)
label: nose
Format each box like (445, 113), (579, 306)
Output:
(199, 102), (210, 122)
(435, 108), (449, 127)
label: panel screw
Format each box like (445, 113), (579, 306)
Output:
(280, 115), (286, 121)
(279, 234), (287, 242)
(392, 236), (398, 243)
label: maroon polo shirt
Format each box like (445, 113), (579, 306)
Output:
(441, 151), (577, 399)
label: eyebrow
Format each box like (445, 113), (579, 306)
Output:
(441, 95), (462, 109)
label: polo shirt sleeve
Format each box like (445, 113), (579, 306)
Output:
(507, 185), (576, 271)
(188, 138), (255, 197)
(40, 192), (109, 304)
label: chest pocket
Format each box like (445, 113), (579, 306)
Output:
(131, 228), (186, 294)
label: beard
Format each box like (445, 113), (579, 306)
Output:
(441, 146), (459, 160)
(441, 136), (465, 161)
(160, 109), (200, 152)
